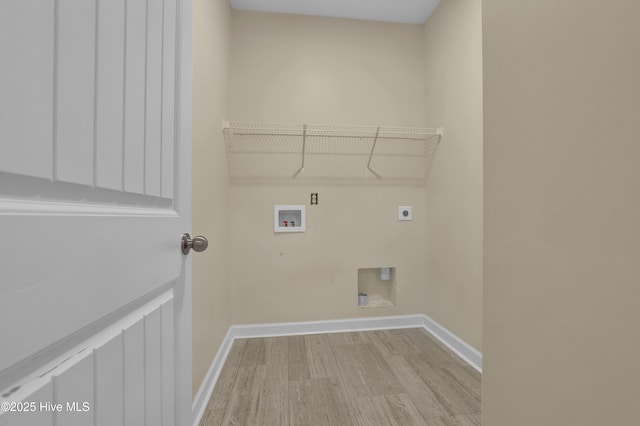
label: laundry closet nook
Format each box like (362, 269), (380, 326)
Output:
(191, 0), (483, 404)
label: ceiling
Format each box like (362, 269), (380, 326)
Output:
(228, 0), (441, 25)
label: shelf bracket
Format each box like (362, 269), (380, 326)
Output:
(292, 124), (307, 178)
(435, 127), (443, 145)
(365, 127), (382, 179)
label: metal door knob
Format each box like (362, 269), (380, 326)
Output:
(181, 233), (208, 255)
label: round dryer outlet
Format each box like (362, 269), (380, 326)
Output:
(398, 206), (413, 221)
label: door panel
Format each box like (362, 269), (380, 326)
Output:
(0, 0), (54, 179)
(145, 0), (164, 198)
(144, 309), (162, 426)
(54, 354), (94, 426)
(0, 0), (179, 197)
(124, 320), (146, 426)
(161, 299), (176, 425)
(124, 0), (149, 195)
(56, 0), (96, 186)
(0, 0), (192, 424)
(161, 0), (178, 200)
(95, 0), (126, 191)
(0, 293), (176, 426)
(0, 216), (181, 373)
(95, 334), (124, 426)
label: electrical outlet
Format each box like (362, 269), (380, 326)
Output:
(311, 193), (318, 205)
(399, 206), (412, 221)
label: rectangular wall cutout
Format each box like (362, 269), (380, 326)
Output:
(357, 267), (396, 308)
(274, 205), (306, 233)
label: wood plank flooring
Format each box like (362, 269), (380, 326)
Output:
(199, 328), (481, 426)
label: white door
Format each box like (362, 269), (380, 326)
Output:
(0, 0), (194, 425)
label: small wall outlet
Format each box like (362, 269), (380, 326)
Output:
(311, 193), (318, 205)
(399, 206), (412, 221)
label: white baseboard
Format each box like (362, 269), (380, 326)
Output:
(231, 314), (426, 339)
(192, 314), (482, 426)
(420, 315), (482, 373)
(192, 327), (235, 426)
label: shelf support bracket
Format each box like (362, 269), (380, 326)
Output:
(365, 127), (382, 179)
(292, 124), (307, 178)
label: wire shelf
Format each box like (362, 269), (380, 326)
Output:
(223, 121), (443, 183)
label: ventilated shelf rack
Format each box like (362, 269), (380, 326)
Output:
(223, 121), (443, 183)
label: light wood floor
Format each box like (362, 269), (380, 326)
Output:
(199, 328), (481, 426)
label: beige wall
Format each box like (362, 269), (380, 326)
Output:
(192, 0), (232, 395)
(230, 11), (425, 125)
(230, 185), (428, 323)
(483, 1), (640, 425)
(423, 0), (483, 351)
(228, 12), (429, 324)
